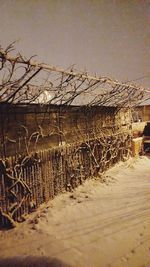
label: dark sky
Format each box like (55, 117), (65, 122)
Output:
(0, 0), (150, 87)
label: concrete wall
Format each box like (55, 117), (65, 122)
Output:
(0, 104), (131, 157)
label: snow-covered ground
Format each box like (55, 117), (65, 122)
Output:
(0, 156), (150, 267)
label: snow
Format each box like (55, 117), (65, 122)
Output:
(0, 156), (150, 267)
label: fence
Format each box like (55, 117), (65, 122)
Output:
(0, 132), (132, 228)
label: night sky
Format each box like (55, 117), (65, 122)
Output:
(0, 0), (149, 88)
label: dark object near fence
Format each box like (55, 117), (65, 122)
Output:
(143, 122), (150, 152)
